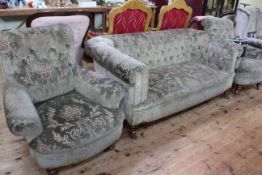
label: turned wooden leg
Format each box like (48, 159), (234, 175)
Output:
(256, 83), (261, 90)
(223, 89), (230, 99)
(233, 84), (241, 94)
(128, 125), (137, 139)
(47, 169), (58, 175)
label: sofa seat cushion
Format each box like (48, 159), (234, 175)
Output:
(136, 62), (228, 108)
(29, 91), (124, 155)
(234, 58), (262, 85)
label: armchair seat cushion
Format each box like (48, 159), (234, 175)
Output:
(131, 63), (230, 125)
(29, 91), (124, 168)
(234, 58), (262, 85)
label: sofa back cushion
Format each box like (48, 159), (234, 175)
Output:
(105, 29), (210, 68)
(0, 25), (74, 103)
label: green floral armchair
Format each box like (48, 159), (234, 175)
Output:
(0, 25), (125, 169)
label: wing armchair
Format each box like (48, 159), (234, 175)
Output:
(0, 25), (125, 169)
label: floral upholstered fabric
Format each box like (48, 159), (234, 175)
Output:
(113, 9), (147, 34)
(136, 63), (228, 107)
(160, 8), (189, 30)
(0, 25), (74, 103)
(30, 91), (124, 154)
(0, 25), (126, 168)
(200, 16), (234, 39)
(86, 29), (242, 126)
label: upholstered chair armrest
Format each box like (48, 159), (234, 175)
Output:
(73, 66), (126, 109)
(246, 38), (262, 49)
(85, 37), (149, 105)
(195, 40), (243, 73)
(3, 83), (43, 142)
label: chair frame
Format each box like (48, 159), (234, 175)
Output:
(157, 0), (192, 30)
(108, 0), (152, 34)
(26, 11), (91, 47)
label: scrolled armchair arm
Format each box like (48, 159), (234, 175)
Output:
(73, 66), (126, 109)
(3, 83), (43, 142)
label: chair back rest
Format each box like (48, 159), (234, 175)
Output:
(0, 25), (75, 103)
(157, 0), (192, 30)
(108, 0), (152, 34)
(26, 12), (90, 65)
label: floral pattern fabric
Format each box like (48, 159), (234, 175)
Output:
(30, 91), (124, 154)
(136, 63), (228, 107)
(0, 25), (74, 103)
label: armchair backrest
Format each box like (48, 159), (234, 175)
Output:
(157, 0), (192, 30)
(26, 12), (90, 65)
(0, 25), (75, 103)
(235, 7), (251, 39)
(108, 0), (152, 34)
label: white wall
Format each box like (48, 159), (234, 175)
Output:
(239, 0), (262, 9)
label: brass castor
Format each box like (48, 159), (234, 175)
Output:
(128, 126), (137, 139)
(256, 83), (261, 90)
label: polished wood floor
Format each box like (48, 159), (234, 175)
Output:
(0, 66), (262, 175)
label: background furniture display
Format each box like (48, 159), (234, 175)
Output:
(85, 25), (242, 138)
(0, 25), (125, 169)
(26, 12), (90, 65)
(157, 0), (192, 30)
(108, 0), (152, 34)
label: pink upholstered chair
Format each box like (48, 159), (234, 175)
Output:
(157, 0), (192, 30)
(26, 12), (90, 65)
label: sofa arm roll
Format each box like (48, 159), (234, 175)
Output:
(85, 37), (148, 85)
(73, 66), (126, 109)
(196, 40), (243, 73)
(3, 84), (43, 142)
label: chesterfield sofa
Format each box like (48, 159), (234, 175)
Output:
(0, 25), (125, 169)
(85, 29), (242, 138)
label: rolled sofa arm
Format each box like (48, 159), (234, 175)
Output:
(3, 83), (43, 142)
(195, 39), (243, 73)
(85, 37), (148, 85)
(85, 37), (149, 105)
(200, 16), (234, 39)
(73, 65), (126, 109)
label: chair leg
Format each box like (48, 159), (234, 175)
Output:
(233, 84), (241, 94)
(46, 169), (58, 175)
(128, 125), (137, 139)
(256, 83), (261, 90)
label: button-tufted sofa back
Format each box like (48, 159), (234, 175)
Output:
(103, 29), (212, 68)
(0, 25), (75, 103)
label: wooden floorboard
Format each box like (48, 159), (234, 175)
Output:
(0, 68), (261, 175)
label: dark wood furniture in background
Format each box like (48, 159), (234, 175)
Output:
(186, 0), (205, 17)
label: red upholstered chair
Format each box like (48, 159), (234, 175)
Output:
(108, 0), (152, 34)
(157, 0), (192, 30)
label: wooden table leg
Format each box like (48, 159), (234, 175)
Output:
(102, 11), (107, 32)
